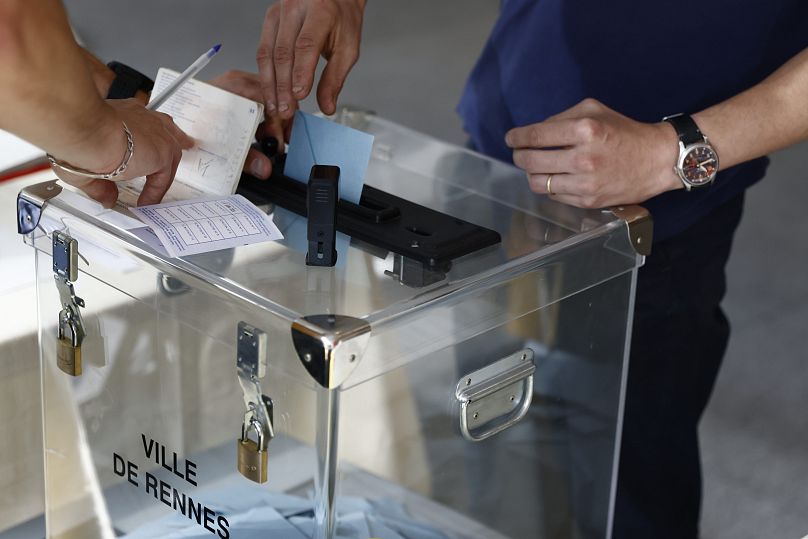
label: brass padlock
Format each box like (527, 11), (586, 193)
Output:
(57, 311), (82, 376)
(57, 337), (82, 376)
(237, 419), (267, 483)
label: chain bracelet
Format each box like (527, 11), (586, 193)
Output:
(47, 121), (134, 180)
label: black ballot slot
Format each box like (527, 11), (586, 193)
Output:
(237, 144), (501, 285)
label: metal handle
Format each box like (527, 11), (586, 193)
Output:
(456, 348), (536, 442)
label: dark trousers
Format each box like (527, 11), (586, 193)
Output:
(613, 194), (745, 539)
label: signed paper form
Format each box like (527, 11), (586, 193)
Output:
(118, 68), (263, 205)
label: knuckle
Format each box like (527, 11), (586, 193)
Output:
(346, 45), (360, 66)
(256, 45), (273, 63)
(575, 118), (602, 141)
(582, 194), (602, 209)
(264, 4), (279, 20)
(527, 153), (543, 172)
(259, 80), (275, 94)
(275, 79), (291, 92)
(295, 34), (317, 54)
(273, 45), (293, 65)
(292, 65), (309, 83)
(580, 196), (596, 209)
(529, 126), (542, 146)
(580, 97), (602, 111)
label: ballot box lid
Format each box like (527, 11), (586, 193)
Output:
(23, 111), (646, 388)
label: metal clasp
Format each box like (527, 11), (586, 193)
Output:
(236, 322), (274, 483)
(53, 231), (86, 376)
(455, 348), (536, 442)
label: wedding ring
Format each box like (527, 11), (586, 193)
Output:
(546, 174), (555, 196)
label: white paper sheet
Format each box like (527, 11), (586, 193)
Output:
(129, 195), (283, 258)
(118, 68), (263, 206)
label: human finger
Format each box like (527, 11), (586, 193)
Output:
(274, 3), (306, 119)
(543, 98), (605, 123)
(209, 70), (264, 103)
(291, 9), (334, 102)
(137, 147), (178, 206)
(526, 173), (581, 196)
(62, 176), (119, 209)
(512, 148), (574, 174)
(168, 120), (194, 150)
(256, 121), (270, 141)
(545, 193), (588, 207)
(505, 119), (587, 149)
(153, 111), (194, 150)
(262, 115), (286, 150)
(317, 40), (359, 115)
(257, 6), (281, 115)
(244, 147), (272, 179)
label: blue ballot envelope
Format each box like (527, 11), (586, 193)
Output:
(284, 111), (374, 205)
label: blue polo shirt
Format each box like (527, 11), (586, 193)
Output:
(458, 0), (808, 242)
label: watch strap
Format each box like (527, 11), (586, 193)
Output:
(663, 113), (704, 146)
(106, 62), (154, 100)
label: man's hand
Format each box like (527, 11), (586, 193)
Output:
(506, 98), (682, 208)
(257, 0), (366, 120)
(54, 99), (194, 208)
(208, 69), (289, 180)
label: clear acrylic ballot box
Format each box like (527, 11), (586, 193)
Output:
(18, 111), (650, 539)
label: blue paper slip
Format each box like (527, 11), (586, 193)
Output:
(284, 111), (375, 205)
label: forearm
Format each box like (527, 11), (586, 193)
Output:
(0, 0), (122, 171)
(694, 47), (808, 169)
(80, 47), (116, 97)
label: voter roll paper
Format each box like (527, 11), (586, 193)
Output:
(130, 195), (283, 258)
(118, 68), (264, 206)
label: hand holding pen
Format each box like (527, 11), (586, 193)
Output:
(55, 44), (222, 208)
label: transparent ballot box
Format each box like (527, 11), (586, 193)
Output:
(19, 112), (650, 539)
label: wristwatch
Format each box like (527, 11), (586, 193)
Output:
(106, 62), (155, 100)
(662, 113), (719, 190)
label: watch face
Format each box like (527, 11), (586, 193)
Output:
(680, 143), (718, 185)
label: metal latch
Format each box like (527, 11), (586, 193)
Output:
(455, 348), (536, 442)
(236, 322), (274, 483)
(53, 231), (86, 376)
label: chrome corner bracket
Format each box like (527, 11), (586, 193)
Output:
(291, 315), (371, 389)
(236, 322), (274, 484)
(53, 231), (86, 376)
(455, 348), (536, 442)
(610, 205), (653, 257)
(17, 180), (62, 235)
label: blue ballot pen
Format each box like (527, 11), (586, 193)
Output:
(147, 44), (222, 110)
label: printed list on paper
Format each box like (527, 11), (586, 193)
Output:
(130, 195), (283, 258)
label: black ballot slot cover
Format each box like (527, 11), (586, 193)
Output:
(237, 153), (502, 268)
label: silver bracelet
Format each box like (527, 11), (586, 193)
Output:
(48, 121), (134, 180)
